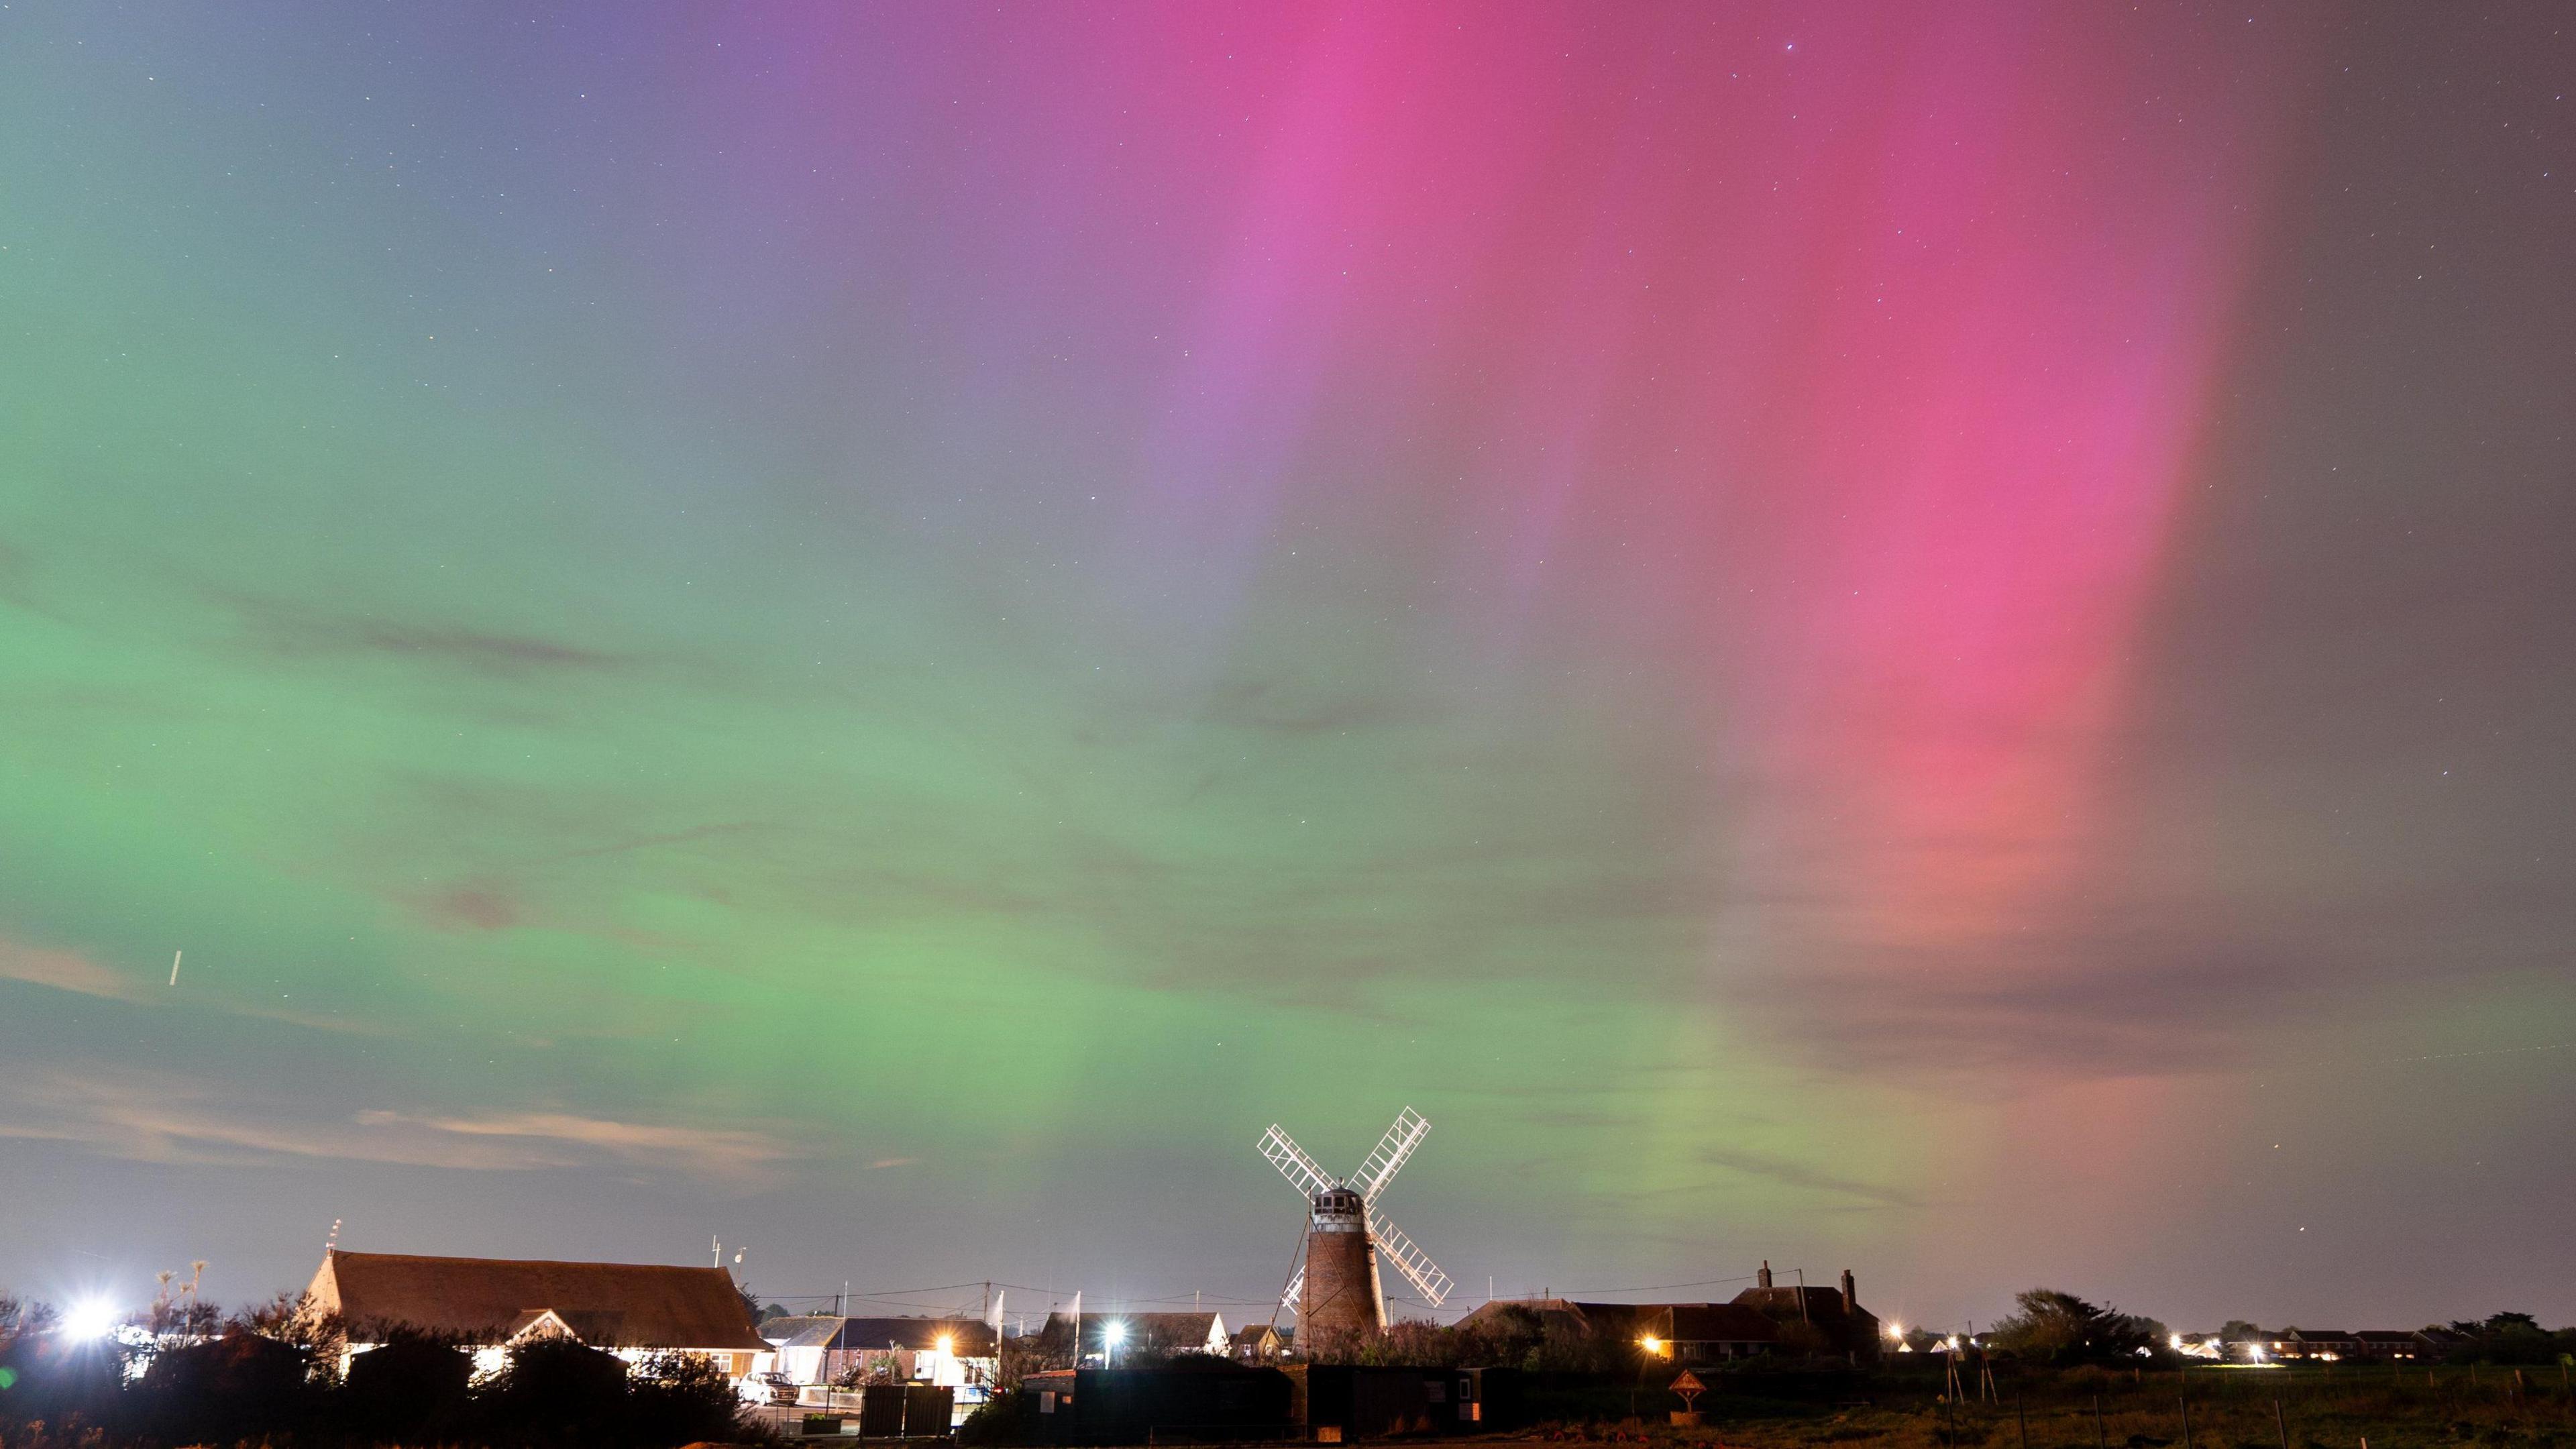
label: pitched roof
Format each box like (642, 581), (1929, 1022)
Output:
(1455, 1298), (1593, 1338)
(1454, 1299), (1775, 1345)
(307, 1250), (767, 1350)
(761, 1316), (848, 1350)
(831, 1318), (997, 1354)
(1073, 1311), (1227, 1353)
(1733, 1285), (1868, 1320)
(1668, 1304), (1782, 1343)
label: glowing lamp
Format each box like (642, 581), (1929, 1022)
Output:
(63, 1301), (117, 1342)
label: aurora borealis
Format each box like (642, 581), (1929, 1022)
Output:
(3, 2), (2572, 1330)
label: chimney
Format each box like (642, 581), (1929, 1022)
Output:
(1840, 1269), (1856, 1316)
(1757, 1261), (1773, 1290)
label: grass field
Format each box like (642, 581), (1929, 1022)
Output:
(1513, 1365), (2575, 1449)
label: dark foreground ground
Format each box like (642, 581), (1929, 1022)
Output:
(1485, 1365), (2572, 1449)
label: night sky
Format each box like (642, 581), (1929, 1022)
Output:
(3, 3), (2571, 1334)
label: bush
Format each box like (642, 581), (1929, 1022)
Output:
(343, 1330), (474, 1438)
(959, 1392), (1024, 1446)
(476, 1336), (631, 1446)
(137, 1331), (313, 1443)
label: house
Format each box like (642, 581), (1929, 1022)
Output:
(2352, 1331), (2424, 1360)
(1231, 1324), (1285, 1361)
(1078, 1311), (1230, 1360)
(1731, 1264), (1881, 1363)
(759, 1316), (847, 1386)
(298, 1248), (771, 1389)
(1656, 1303), (1784, 1362)
(1452, 1298), (1778, 1363)
(2275, 1330), (2359, 1360)
(759, 1316), (998, 1392)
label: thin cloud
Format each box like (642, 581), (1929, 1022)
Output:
(358, 1110), (795, 1179)
(1698, 1147), (1919, 1210)
(0, 933), (384, 1036)
(0, 938), (149, 1003)
(212, 589), (625, 678)
(0, 1075), (794, 1185)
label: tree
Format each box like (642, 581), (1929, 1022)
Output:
(1988, 1290), (2155, 1365)
(631, 1351), (750, 1445)
(0, 1295), (59, 1345)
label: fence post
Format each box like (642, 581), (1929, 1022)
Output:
(2017, 1393), (2029, 1449)
(2180, 1393), (2193, 1449)
(2094, 1394), (2107, 1449)
(2274, 1397), (2290, 1449)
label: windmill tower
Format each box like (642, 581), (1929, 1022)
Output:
(1257, 1108), (1453, 1342)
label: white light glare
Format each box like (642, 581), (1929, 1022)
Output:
(64, 1301), (117, 1342)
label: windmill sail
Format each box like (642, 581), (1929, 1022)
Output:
(1260, 1109), (1449, 1327)
(1367, 1208), (1452, 1306)
(1258, 1124), (1336, 1197)
(1352, 1108), (1430, 1203)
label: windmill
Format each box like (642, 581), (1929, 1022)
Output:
(1257, 1107), (1453, 1341)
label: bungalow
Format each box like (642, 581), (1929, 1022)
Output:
(757, 1316), (998, 1391)
(1086, 1311), (1231, 1360)
(1232, 1324), (1285, 1361)
(1453, 1298), (1779, 1363)
(298, 1248), (771, 1390)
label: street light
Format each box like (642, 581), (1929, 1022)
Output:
(1640, 1336), (1664, 1356)
(1103, 1322), (1126, 1368)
